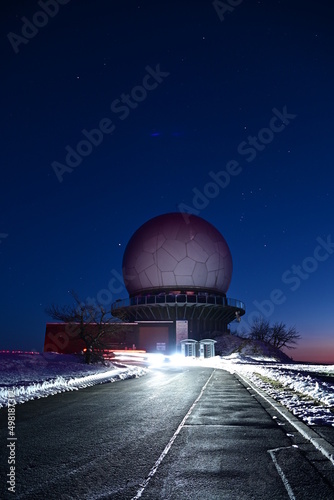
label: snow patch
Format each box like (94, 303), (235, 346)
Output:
(219, 355), (334, 426)
(0, 352), (147, 408)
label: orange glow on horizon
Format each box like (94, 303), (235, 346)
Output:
(288, 342), (334, 365)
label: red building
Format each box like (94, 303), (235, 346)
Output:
(44, 321), (174, 355)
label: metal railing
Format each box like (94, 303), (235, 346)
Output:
(111, 294), (245, 311)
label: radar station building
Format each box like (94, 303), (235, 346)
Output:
(110, 212), (245, 354)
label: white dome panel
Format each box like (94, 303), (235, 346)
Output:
(206, 270), (218, 288)
(206, 253), (221, 272)
(162, 239), (187, 261)
(134, 252), (155, 274)
(156, 247), (178, 272)
(138, 270), (153, 289)
(186, 240), (209, 263)
(161, 271), (177, 286)
(145, 264), (161, 287)
(143, 234), (165, 253)
(194, 232), (212, 249)
(175, 275), (194, 286)
(174, 257), (196, 276)
(192, 262), (208, 285)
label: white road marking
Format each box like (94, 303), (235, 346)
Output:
(131, 370), (215, 499)
(268, 447), (296, 500)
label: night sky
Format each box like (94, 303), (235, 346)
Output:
(1, 0), (333, 363)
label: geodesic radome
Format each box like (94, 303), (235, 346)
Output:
(122, 213), (233, 297)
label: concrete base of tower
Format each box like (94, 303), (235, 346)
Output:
(111, 293), (245, 353)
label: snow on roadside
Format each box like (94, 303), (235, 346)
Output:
(219, 354), (334, 426)
(0, 352), (148, 408)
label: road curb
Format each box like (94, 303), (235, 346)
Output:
(235, 371), (334, 467)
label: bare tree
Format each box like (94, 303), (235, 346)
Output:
(248, 317), (271, 343)
(247, 318), (301, 350)
(269, 322), (301, 350)
(45, 291), (124, 363)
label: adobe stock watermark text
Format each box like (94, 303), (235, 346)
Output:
(7, 391), (17, 494)
(213, 0), (244, 22)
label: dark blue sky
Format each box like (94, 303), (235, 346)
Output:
(1, 0), (333, 362)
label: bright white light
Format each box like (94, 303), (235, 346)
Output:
(169, 353), (195, 366)
(113, 350), (147, 362)
(115, 355), (146, 362)
(146, 353), (166, 367)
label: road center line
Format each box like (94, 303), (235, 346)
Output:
(131, 370), (216, 499)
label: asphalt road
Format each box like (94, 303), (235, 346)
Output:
(1, 366), (334, 499)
